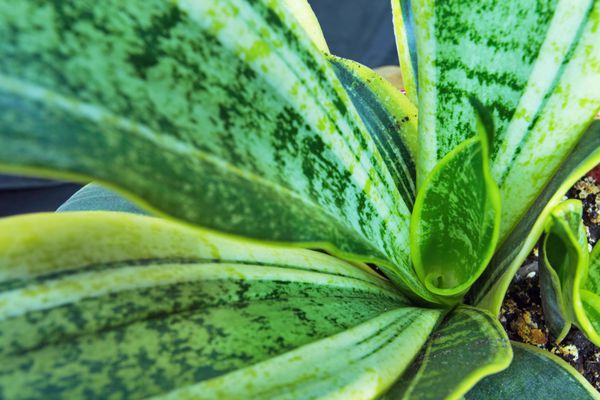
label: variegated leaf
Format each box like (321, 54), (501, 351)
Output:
(466, 342), (600, 399)
(0, 0), (434, 301)
(536, 200), (600, 346)
(381, 306), (512, 400)
(410, 101), (500, 298)
(0, 211), (444, 399)
(329, 55), (418, 208)
(396, 0), (600, 242)
(467, 121), (600, 313)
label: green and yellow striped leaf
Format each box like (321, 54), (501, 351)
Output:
(467, 120), (600, 314)
(410, 103), (500, 298)
(400, 0), (600, 240)
(0, 0), (434, 301)
(536, 200), (600, 346)
(328, 55), (418, 208)
(539, 200), (589, 342)
(381, 306), (512, 400)
(391, 0), (418, 105)
(465, 342), (600, 399)
(0, 211), (444, 399)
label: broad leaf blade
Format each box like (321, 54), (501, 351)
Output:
(0, 212), (441, 399)
(467, 120), (600, 314)
(329, 55), (418, 208)
(406, 0), (600, 238)
(410, 105), (500, 297)
(381, 306), (512, 400)
(466, 342), (600, 399)
(164, 307), (441, 399)
(0, 0), (432, 301)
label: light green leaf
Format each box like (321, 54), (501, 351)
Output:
(381, 306), (512, 400)
(0, 0), (435, 301)
(328, 55), (418, 208)
(0, 211), (444, 399)
(467, 120), (600, 314)
(391, 0), (418, 105)
(465, 341), (600, 399)
(406, 0), (600, 240)
(281, 0), (329, 52)
(410, 102), (500, 297)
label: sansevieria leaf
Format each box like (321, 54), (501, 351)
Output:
(537, 199), (600, 346)
(466, 342), (600, 399)
(329, 55), (418, 208)
(0, 0), (435, 301)
(397, 0), (600, 242)
(391, 0), (418, 105)
(467, 120), (600, 313)
(410, 102), (500, 297)
(0, 211), (445, 399)
(381, 306), (512, 400)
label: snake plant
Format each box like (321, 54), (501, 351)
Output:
(0, 0), (599, 398)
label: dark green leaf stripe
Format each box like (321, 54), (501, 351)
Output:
(467, 121), (600, 313)
(0, 212), (431, 399)
(410, 108), (500, 297)
(0, 0), (435, 301)
(466, 342), (600, 399)
(381, 306), (512, 400)
(329, 55), (418, 208)
(409, 0), (600, 239)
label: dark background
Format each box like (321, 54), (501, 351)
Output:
(0, 0), (398, 217)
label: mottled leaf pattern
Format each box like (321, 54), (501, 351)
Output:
(405, 0), (600, 240)
(466, 342), (600, 399)
(0, 0), (435, 301)
(0, 212), (443, 399)
(329, 55), (418, 208)
(467, 121), (600, 313)
(410, 105), (500, 297)
(381, 306), (511, 400)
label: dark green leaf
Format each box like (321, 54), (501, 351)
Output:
(466, 342), (600, 399)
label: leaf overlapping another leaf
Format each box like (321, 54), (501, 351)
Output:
(410, 102), (500, 297)
(0, 212), (444, 399)
(536, 199), (600, 346)
(396, 0), (600, 240)
(467, 120), (600, 313)
(0, 0), (435, 302)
